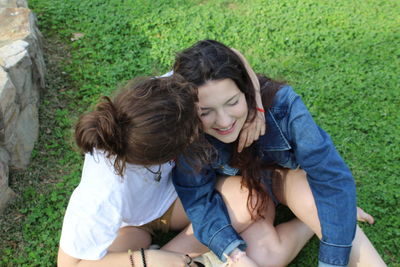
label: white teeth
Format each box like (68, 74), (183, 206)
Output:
(218, 125), (232, 131)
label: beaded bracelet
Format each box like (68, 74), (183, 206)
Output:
(185, 254), (193, 265)
(128, 249), (134, 267)
(256, 107), (265, 113)
(140, 248), (147, 267)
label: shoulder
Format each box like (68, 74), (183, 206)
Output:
(80, 151), (122, 188)
(266, 85), (300, 120)
(272, 85), (299, 108)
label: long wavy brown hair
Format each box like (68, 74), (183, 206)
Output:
(174, 40), (285, 218)
(75, 75), (201, 176)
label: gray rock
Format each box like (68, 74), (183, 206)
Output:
(10, 103), (38, 169)
(0, 4), (45, 211)
(0, 40), (39, 109)
(0, 0), (28, 8)
(0, 67), (20, 152)
(0, 146), (14, 213)
(0, 7), (45, 91)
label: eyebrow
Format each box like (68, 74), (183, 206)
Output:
(199, 93), (240, 111)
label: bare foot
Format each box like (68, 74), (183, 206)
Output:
(357, 207), (374, 224)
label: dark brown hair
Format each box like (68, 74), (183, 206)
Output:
(75, 76), (200, 176)
(174, 40), (285, 218)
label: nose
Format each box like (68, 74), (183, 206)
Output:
(215, 110), (232, 128)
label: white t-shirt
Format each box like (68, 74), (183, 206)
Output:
(59, 150), (177, 260)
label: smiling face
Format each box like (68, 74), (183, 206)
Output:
(198, 78), (248, 143)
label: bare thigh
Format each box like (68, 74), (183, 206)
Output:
(276, 168), (322, 238)
(275, 169), (387, 267)
(107, 226), (152, 252)
(164, 176), (266, 255)
(168, 176), (260, 233)
(162, 198), (208, 255)
(169, 198), (191, 231)
(215, 175), (275, 233)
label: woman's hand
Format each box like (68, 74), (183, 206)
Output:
(238, 111), (266, 153)
(357, 207), (375, 224)
(231, 48), (266, 153)
(226, 249), (258, 267)
(229, 255), (258, 267)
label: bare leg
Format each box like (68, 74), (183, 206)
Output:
(162, 198), (209, 256)
(281, 169), (386, 267)
(349, 226), (387, 267)
(164, 176), (257, 256)
(165, 176), (313, 266)
(242, 217), (313, 267)
(216, 176), (314, 267)
(107, 226), (151, 252)
(58, 225), (193, 267)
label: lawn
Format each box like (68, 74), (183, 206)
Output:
(0, 0), (399, 266)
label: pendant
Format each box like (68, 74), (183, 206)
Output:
(154, 172), (162, 182)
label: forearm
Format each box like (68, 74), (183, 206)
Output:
(254, 86), (263, 109)
(173, 161), (246, 260)
(231, 48), (262, 109)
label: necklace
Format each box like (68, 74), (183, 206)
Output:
(145, 165), (162, 182)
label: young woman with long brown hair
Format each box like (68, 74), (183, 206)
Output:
(171, 40), (385, 267)
(57, 76), (210, 267)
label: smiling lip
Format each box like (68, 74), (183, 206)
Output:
(213, 121), (236, 135)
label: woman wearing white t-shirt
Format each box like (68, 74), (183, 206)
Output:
(58, 77), (208, 266)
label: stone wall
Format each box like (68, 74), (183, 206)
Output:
(0, 0), (45, 212)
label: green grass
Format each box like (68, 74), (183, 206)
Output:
(0, 0), (399, 266)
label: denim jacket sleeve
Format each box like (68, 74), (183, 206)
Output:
(283, 86), (357, 266)
(172, 156), (246, 261)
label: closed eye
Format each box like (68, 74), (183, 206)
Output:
(200, 110), (211, 117)
(227, 99), (239, 106)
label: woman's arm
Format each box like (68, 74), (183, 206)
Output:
(231, 48), (266, 153)
(284, 87), (357, 266)
(172, 156), (247, 262)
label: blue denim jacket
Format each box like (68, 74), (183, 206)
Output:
(172, 85), (357, 266)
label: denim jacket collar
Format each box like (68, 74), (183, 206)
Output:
(260, 110), (291, 151)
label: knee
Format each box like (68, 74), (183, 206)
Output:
(249, 235), (289, 267)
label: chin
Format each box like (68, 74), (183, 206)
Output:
(214, 132), (240, 143)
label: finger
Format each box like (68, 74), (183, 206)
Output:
(245, 131), (253, 148)
(260, 120), (266, 136)
(253, 122), (261, 141)
(257, 119), (263, 138)
(238, 131), (248, 153)
(357, 207), (375, 224)
(257, 113), (266, 136)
